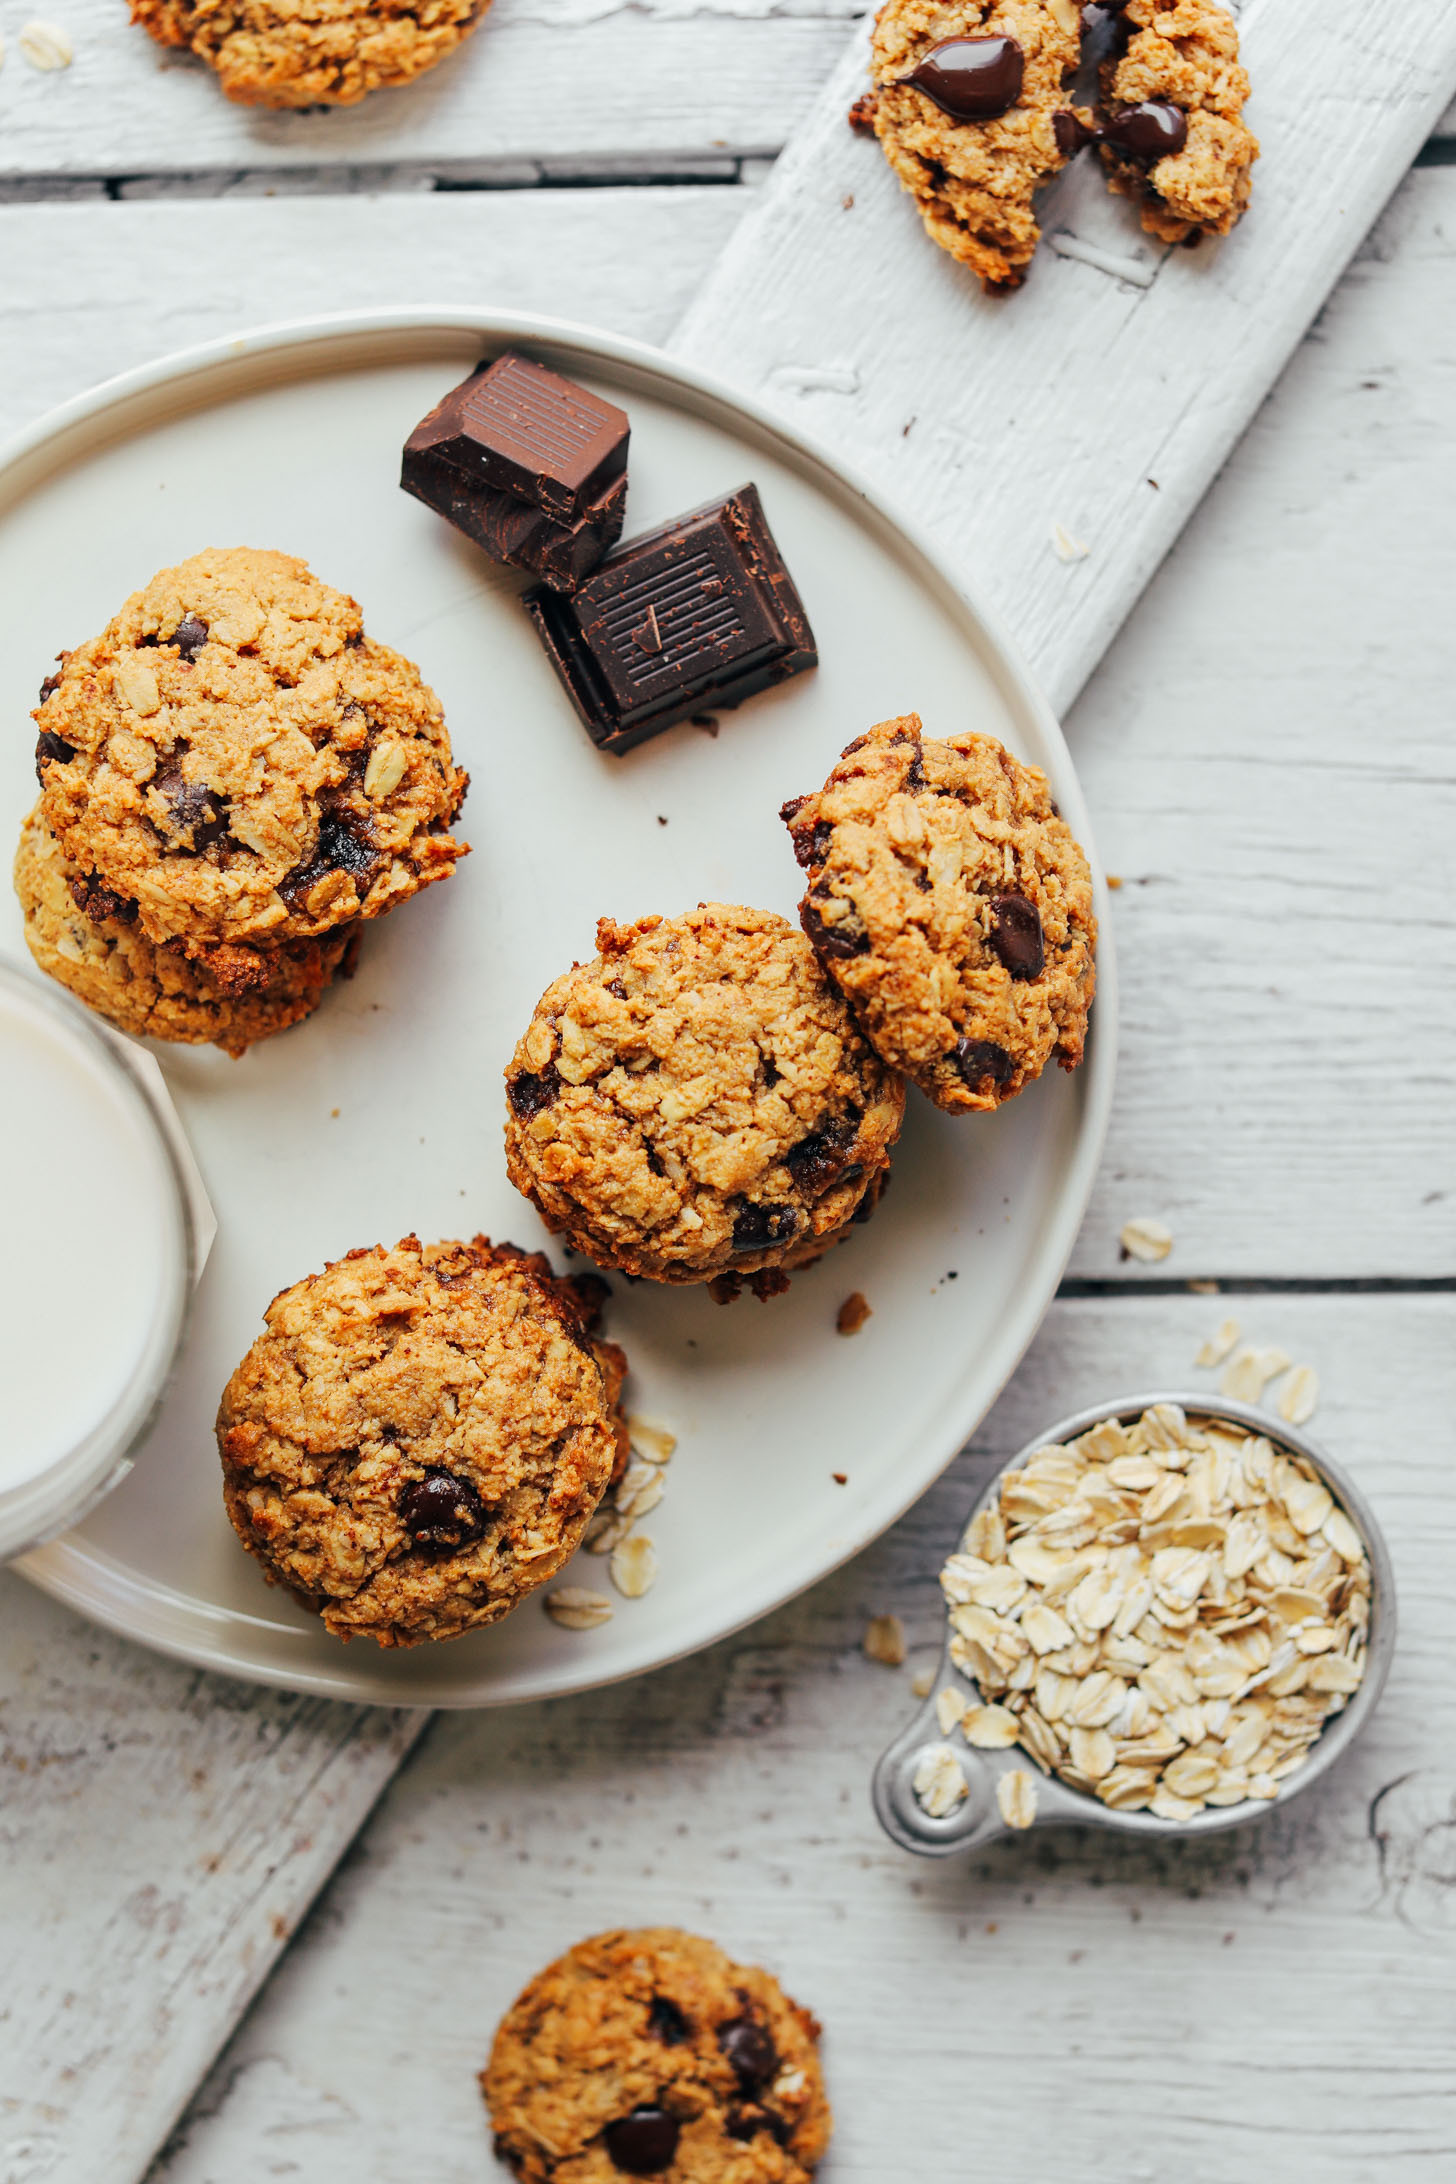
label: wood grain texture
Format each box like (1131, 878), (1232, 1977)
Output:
(671, 1), (1456, 715)
(0, 0), (851, 179)
(142, 1293), (1456, 2184)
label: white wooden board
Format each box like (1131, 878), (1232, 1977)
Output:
(671, 1), (1456, 716)
(141, 1293), (1456, 2184)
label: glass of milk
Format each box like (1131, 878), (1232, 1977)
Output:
(0, 961), (202, 1559)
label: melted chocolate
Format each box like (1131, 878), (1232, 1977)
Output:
(1101, 99), (1188, 160)
(904, 36), (1024, 124)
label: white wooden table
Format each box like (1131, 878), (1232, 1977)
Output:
(2, 14), (1455, 2181)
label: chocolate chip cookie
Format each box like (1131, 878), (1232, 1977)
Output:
(503, 903), (905, 1296)
(35, 548), (467, 974)
(14, 801), (354, 1057)
(1096, 0), (1257, 243)
(782, 716), (1096, 1113)
(129, 0), (489, 107)
(483, 1927), (831, 2181)
(217, 1236), (627, 1648)
(864, 0), (1092, 291)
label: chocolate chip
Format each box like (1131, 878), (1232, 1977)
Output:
(280, 813), (382, 903)
(732, 1204), (800, 1255)
(778, 794), (808, 822)
(719, 2015), (776, 2093)
(953, 1037), (1015, 1088)
(509, 1064), (562, 1120)
(398, 1467), (488, 1550)
(153, 765), (229, 853)
(170, 614), (210, 661)
(1101, 99), (1188, 160)
(69, 871), (136, 925)
(37, 669), (63, 706)
(35, 729), (75, 779)
(1053, 109), (1095, 157)
(988, 894), (1045, 980)
(905, 35), (1024, 124)
(603, 2108), (680, 2175)
(847, 89), (879, 135)
(647, 1997), (690, 2045)
(788, 819), (832, 872)
(802, 896), (868, 959)
(727, 2107), (790, 2147)
(785, 1115), (862, 1197)
(904, 745), (926, 790)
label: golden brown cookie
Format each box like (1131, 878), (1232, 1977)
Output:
(483, 1927), (832, 2182)
(216, 1236), (625, 1648)
(13, 801), (354, 1058)
(35, 548), (467, 971)
(781, 716), (1096, 1114)
(1096, 0), (1257, 243)
(503, 904), (905, 1295)
(865, 0), (1091, 291)
(129, 0), (490, 108)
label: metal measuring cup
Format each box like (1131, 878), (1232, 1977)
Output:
(872, 1391), (1397, 1855)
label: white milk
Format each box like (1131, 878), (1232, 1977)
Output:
(0, 970), (188, 1529)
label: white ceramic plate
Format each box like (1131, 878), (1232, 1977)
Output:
(0, 311), (1115, 1706)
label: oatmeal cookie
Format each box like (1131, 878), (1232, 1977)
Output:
(503, 903), (905, 1293)
(483, 1927), (831, 2181)
(1096, 0), (1256, 243)
(865, 0), (1092, 291)
(782, 716), (1096, 1114)
(216, 1236), (626, 1648)
(14, 801), (354, 1057)
(35, 548), (467, 972)
(129, 0), (489, 108)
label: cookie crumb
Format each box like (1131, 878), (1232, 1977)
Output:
(1106, 874), (1124, 889)
(329, 1105), (340, 1118)
(836, 1290), (872, 1336)
(831, 1471), (848, 1485)
(863, 1613), (906, 1667)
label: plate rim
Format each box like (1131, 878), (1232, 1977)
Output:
(5, 305), (1118, 1708)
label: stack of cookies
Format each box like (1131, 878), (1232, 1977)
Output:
(17, 546), (469, 1056)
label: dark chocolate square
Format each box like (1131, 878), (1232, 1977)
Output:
(523, 484), (817, 755)
(402, 445), (627, 592)
(404, 353), (630, 523)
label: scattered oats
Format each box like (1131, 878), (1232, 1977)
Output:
(626, 1416), (676, 1464)
(1119, 1216), (1173, 1263)
(615, 1459), (666, 1524)
(996, 1768), (1038, 1830)
(19, 19), (71, 68)
(544, 1587), (614, 1630)
(1196, 1318), (1242, 1369)
(1220, 1344), (1291, 1403)
(582, 1505), (634, 1556)
(913, 1742), (968, 1818)
(864, 1613), (907, 1667)
(935, 1685), (964, 1734)
(938, 1405), (1372, 1824)
(837, 1290), (873, 1336)
(1051, 520), (1091, 563)
(1277, 1364), (1320, 1426)
(911, 1666), (936, 1700)
(609, 1533), (658, 1599)
(964, 1704), (1020, 1749)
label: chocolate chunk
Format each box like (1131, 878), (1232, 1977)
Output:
(785, 1115), (862, 1197)
(847, 89), (880, 135)
(719, 2015), (776, 2093)
(732, 1204), (800, 1255)
(727, 2106), (791, 2147)
(404, 352), (630, 524)
(402, 444), (627, 593)
(787, 817), (833, 871)
(35, 729), (75, 777)
(988, 894), (1045, 979)
(647, 1997), (690, 2045)
(399, 1467), (488, 1550)
(523, 484), (817, 755)
(1053, 109), (1095, 157)
(801, 895), (868, 959)
(153, 764), (228, 853)
(281, 813), (382, 903)
(170, 614), (209, 661)
(509, 1064), (562, 1120)
(905, 36), (1024, 123)
(954, 1037), (1015, 1088)
(1101, 99), (1188, 160)
(37, 668), (64, 705)
(778, 794), (808, 822)
(69, 871), (137, 925)
(603, 2108), (680, 2175)
(903, 744), (926, 790)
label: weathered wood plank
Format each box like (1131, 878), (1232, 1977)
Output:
(0, 0), (851, 179)
(670, 2), (1456, 720)
(145, 1293), (1456, 2184)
